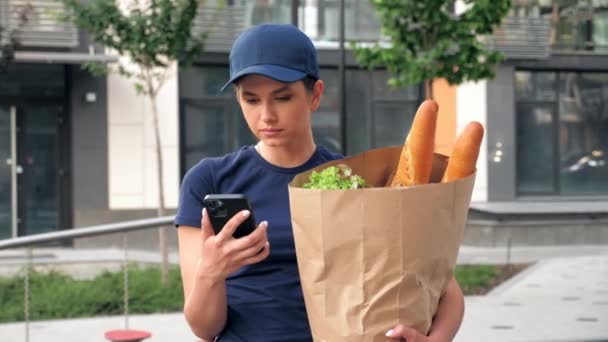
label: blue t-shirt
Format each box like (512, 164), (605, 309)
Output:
(176, 145), (342, 342)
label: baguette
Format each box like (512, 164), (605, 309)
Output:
(442, 122), (484, 182)
(390, 100), (438, 187)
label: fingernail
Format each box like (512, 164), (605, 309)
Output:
(385, 329), (394, 337)
(242, 210), (250, 217)
(260, 220), (268, 228)
(202, 208), (206, 217)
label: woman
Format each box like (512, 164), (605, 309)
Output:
(176, 23), (464, 342)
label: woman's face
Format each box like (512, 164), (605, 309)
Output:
(236, 75), (323, 149)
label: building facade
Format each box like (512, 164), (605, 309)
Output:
(1, 0), (607, 247)
(456, 0), (608, 245)
(0, 0), (113, 241)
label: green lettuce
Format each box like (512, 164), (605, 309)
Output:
(303, 165), (367, 189)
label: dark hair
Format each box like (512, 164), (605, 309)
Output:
(301, 76), (317, 93)
(233, 75), (318, 94)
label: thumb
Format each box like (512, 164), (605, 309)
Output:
(200, 208), (215, 240)
(386, 324), (418, 340)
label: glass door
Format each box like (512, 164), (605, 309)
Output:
(0, 103), (65, 238)
(0, 105), (16, 239)
(17, 103), (64, 236)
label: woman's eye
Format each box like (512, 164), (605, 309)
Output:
(245, 98), (259, 104)
(276, 96), (292, 101)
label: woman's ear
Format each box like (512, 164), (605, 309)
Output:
(310, 80), (324, 111)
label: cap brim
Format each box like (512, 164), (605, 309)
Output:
(220, 64), (308, 92)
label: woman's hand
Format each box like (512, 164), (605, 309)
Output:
(197, 208), (270, 281)
(385, 324), (432, 342)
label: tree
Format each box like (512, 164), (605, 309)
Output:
(0, 2), (34, 71)
(62, 0), (219, 286)
(354, 0), (511, 99)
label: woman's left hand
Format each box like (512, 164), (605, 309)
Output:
(385, 324), (432, 341)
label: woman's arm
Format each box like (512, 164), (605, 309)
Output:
(179, 226), (227, 341)
(178, 209), (270, 341)
(427, 276), (465, 341)
(386, 276), (465, 342)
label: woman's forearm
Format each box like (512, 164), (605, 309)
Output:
(183, 263), (228, 341)
(428, 277), (465, 342)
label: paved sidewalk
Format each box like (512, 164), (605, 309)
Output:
(0, 313), (197, 342)
(456, 255), (608, 342)
(0, 245), (607, 341)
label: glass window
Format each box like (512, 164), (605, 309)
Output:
(182, 101), (228, 171)
(345, 70), (370, 155)
(594, 7), (608, 51)
(511, 0), (608, 51)
(179, 65), (257, 173)
(314, 69), (341, 153)
(516, 70), (608, 196)
(372, 70), (420, 101)
(372, 102), (415, 148)
(300, 0), (382, 42)
(516, 102), (556, 194)
(179, 66), (423, 172)
(515, 71), (556, 102)
(179, 66), (231, 99)
(558, 72), (608, 194)
(237, 0), (292, 27)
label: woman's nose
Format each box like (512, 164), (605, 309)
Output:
(260, 103), (277, 122)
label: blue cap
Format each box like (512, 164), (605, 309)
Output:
(220, 24), (319, 91)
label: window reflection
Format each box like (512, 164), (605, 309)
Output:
(237, 0), (292, 26)
(299, 0), (382, 42)
(179, 66), (255, 173)
(516, 102), (556, 194)
(516, 70), (608, 195)
(515, 71), (556, 101)
(314, 69), (341, 153)
(178, 66), (422, 172)
(558, 72), (608, 194)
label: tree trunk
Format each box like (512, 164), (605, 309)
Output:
(150, 92), (169, 288)
(550, 0), (559, 46)
(424, 78), (434, 100)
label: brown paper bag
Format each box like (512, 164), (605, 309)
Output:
(288, 146), (475, 342)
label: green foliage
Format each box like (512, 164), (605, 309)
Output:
(61, 0), (219, 96)
(354, 0), (511, 88)
(304, 165), (367, 189)
(0, 264), (522, 322)
(63, 0), (207, 69)
(0, 265), (183, 323)
(59, 0), (215, 285)
(454, 264), (499, 294)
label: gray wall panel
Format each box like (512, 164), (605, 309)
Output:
(70, 67), (108, 209)
(486, 64), (517, 201)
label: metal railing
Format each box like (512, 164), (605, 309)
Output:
(0, 0), (78, 48)
(0, 215), (176, 342)
(0, 215), (175, 250)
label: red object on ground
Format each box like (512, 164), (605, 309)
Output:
(104, 329), (152, 342)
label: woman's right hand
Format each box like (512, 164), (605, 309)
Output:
(197, 208), (270, 281)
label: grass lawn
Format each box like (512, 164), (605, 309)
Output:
(0, 263), (529, 323)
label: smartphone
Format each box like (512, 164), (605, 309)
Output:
(203, 194), (257, 239)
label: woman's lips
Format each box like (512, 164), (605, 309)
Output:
(260, 129), (282, 137)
